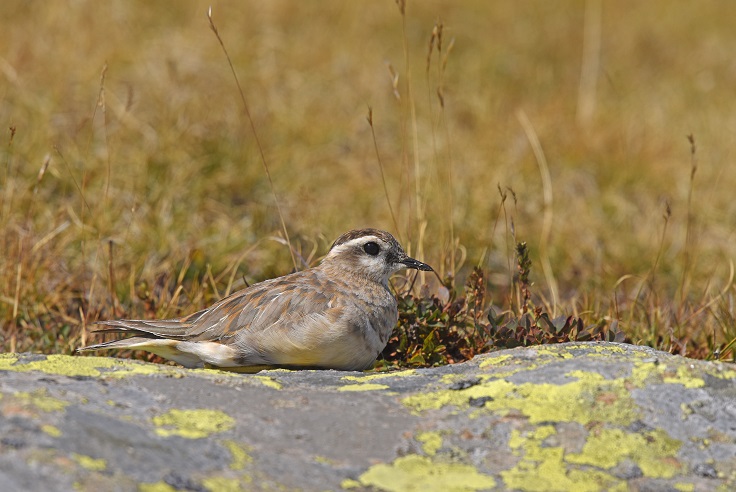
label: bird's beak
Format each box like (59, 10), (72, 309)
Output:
(400, 256), (434, 272)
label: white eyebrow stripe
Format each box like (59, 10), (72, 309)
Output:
(328, 235), (382, 255)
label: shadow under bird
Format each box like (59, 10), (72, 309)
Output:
(78, 229), (433, 371)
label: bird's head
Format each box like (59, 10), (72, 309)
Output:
(322, 228), (433, 286)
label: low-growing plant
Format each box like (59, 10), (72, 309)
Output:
(378, 243), (628, 370)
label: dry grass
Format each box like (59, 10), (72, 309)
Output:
(2, 0), (735, 363)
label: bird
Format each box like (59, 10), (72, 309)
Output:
(78, 228), (433, 372)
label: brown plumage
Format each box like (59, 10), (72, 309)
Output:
(78, 229), (432, 371)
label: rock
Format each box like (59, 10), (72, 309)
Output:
(0, 342), (734, 491)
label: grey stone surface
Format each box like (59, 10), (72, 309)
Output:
(0, 342), (734, 491)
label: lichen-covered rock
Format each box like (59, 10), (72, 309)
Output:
(1, 343), (734, 491)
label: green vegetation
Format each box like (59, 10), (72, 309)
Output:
(2, 1), (734, 366)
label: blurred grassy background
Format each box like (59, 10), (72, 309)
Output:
(2, 1), (735, 360)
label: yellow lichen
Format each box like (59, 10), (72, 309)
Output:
(41, 424), (62, 437)
(402, 379), (514, 413)
(673, 483), (695, 492)
(533, 346), (575, 359)
(222, 440), (252, 470)
(439, 373), (468, 384)
(202, 476), (242, 492)
(253, 375), (282, 390)
(6, 354), (117, 377)
(666, 365), (706, 388)
(190, 367), (243, 378)
(566, 428), (682, 478)
(0, 353), (20, 369)
(355, 454), (496, 491)
(0, 353), (181, 379)
(191, 367), (289, 390)
(152, 409), (235, 439)
(631, 361), (705, 389)
(71, 453), (107, 472)
(502, 427), (625, 492)
(403, 371), (639, 426)
(563, 343), (629, 355)
(138, 482), (177, 492)
(508, 426), (557, 452)
(14, 389), (69, 412)
(709, 364), (736, 380)
(342, 369), (416, 382)
(338, 383), (389, 392)
(416, 431), (443, 456)
(478, 354), (513, 368)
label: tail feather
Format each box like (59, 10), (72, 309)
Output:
(93, 319), (192, 339)
(78, 336), (210, 368)
(77, 336), (162, 352)
(77, 308), (229, 369)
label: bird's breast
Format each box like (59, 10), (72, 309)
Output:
(334, 283), (398, 350)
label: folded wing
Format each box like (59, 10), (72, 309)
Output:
(78, 269), (365, 369)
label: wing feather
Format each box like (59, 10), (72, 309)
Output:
(88, 269), (338, 343)
(184, 269), (338, 341)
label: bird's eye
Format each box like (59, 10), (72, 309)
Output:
(363, 242), (380, 256)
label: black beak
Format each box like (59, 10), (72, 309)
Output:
(400, 256), (434, 272)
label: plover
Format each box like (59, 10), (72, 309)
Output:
(78, 228), (433, 371)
